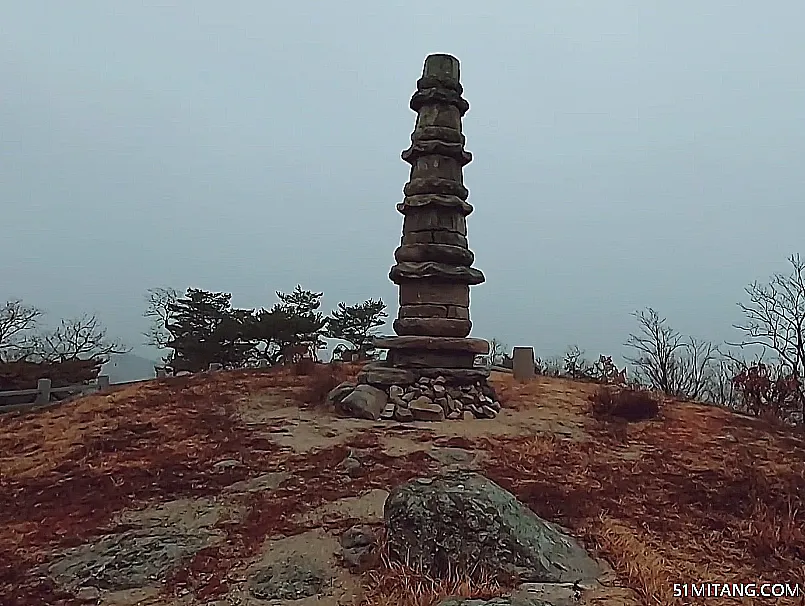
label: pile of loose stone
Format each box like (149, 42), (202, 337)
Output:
(385, 375), (501, 422)
(328, 364), (502, 423)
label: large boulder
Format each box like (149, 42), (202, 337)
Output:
(337, 385), (388, 420)
(384, 471), (600, 584)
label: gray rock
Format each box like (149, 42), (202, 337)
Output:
(338, 385), (388, 420)
(326, 381), (356, 405)
(380, 402), (396, 420)
(447, 410), (461, 420)
(427, 448), (476, 467)
(433, 383), (446, 395)
(340, 525), (380, 572)
(480, 405), (498, 418)
(357, 364), (416, 386)
(213, 459), (241, 470)
(391, 394), (408, 409)
(46, 529), (217, 591)
(394, 406), (414, 423)
(338, 452), (362, 475)
(249, 555), (328, 600)
(340, 525), (378, 549)
(409, 397), (445, 421)
(389, 385), (405, 398)
(463, 410), (476, 420)
(490, 400), (501, 412)
(385, 472), (601, 584)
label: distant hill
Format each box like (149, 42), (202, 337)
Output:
(101, 353), (157, 384)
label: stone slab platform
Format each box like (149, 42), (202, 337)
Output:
(373, 336), (489, 354)
(356, 362), (490, 387)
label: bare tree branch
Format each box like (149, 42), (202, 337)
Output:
(729, 254), (805, 413)
(0, 299), (43, 361)
(143, 287), (179, 349)
(29, 314), (130, 363)
(625, 307), (719, 399)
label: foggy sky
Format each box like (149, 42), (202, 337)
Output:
(2, 1), (804, 363)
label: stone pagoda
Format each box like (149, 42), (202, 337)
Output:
(328, 54), (498, 422)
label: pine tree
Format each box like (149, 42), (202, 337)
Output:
(165, 288), (254, 371)
(325, 298), (387, 357)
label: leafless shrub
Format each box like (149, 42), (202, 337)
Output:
(590, 385), (660, 422)
(0, 299), (43, 362)
(729, 253), (805, 419)
(27, 314), (129, 364)
(625, 308), (719, 400)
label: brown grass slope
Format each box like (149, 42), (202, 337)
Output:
(0, 363), (803, 605)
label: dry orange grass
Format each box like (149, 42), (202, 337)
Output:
(2, 364), (804, 606)
(363, 538), (507, 606)
(479, 379), (805, 606)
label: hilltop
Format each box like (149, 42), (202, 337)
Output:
(1, 363), (803, 605)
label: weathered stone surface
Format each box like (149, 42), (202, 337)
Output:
(340, 525), (380, 573)
(384, 471), (601, 583)
(326, 381), (356, 405)
(338, 385), (387, 420)
(480, 405), (498, 419)
(380, 402), (396, 420)
(438, 583), (586, 606)
(399, 303), (449, 318)
(390, 262), (485, 285)
(400, 282), (469, 307)
(397, 194), (473, 216)
(415, 102), (462, 128)
(394, 406), (414, 422)
(46, 528), (219, 591)
(394, 318), (472, 338)
(389, 385), (405, 398)
(403, 230), (469, 248)
(249, 555), (329, 600)
(373, 336), (488, 354)
(403, 178), (468, 200)
(395, 244), (474, 266)
(403, 209), (467, 234)
(416, 367), (491, 382)
(387, 349), (476, 369)
(408, 155), (465, 182)
(513, 347), (536, 381)
(409, 397), (445, 421)
(446, 305), (470, 319)
(357, 363), (416, 386)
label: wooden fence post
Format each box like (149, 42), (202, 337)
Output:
(97, 375), (110, 392)
(208, 363), (222, 372)
(156, 368), (167, 378)
(34, 378), (52, 405)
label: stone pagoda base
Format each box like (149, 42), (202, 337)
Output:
(327, 336), (501, 422)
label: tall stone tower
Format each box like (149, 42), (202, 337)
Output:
(330, 54), (498, 422)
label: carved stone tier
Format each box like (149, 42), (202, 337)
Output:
(373, 335), (488, 368)
(373, 336), (489, 353)
(356, 362), (491, 387)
